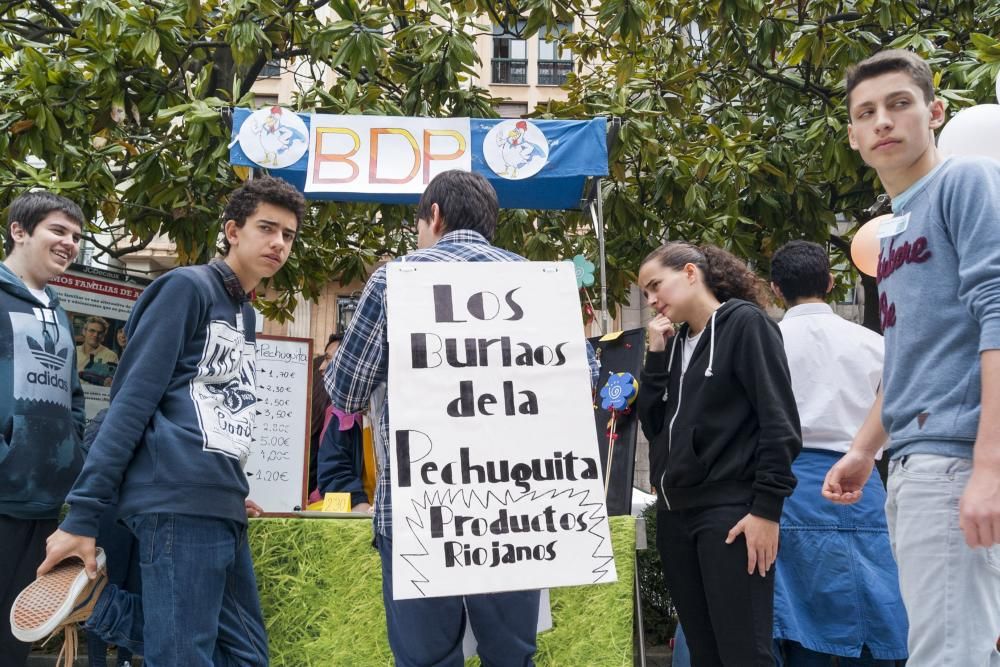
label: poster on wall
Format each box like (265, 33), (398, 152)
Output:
(385, 261), (617, 600)
(49, 265), (149, 420)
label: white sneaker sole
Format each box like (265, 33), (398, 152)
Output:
(9, 548), (107, 642)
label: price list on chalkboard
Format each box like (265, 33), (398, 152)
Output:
(249, 335), (312, 513)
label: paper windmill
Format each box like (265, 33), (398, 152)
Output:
(572, 254), (596, 288)
(599, 372), (638, 411)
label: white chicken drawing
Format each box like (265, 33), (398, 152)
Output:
(495, 120), (547, 178)
(250, 106), (307, 167)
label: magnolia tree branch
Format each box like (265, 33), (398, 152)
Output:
(33, 0), (75, 29)
(85, 230), (158, 259)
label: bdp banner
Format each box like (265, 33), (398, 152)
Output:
(229, 107), (607, 210)
(385, 261), (616, 599)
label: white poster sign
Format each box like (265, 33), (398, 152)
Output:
(386, 261), (616, 599)
(304, 114), (471, 194)
(248, 335), (312, 513)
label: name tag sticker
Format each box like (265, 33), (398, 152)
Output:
(877, 212), (910, 238)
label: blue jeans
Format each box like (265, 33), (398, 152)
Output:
(886, 454), (1000, 666)
(376, 532), (539, 667)
(87, 504), (141, 667)
(86, 513), (268, 667)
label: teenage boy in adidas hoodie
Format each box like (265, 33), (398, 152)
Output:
(27, 176), (304, 666)
(0, 191), (86, 667)
(823, 49), (1000, 665)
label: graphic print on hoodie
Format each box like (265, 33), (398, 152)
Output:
(191, 318), (257, 462)
(0, 264), (86, 519)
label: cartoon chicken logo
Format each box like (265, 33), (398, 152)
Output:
(237, 106), (309, 169)
(484, 119), (549, 180)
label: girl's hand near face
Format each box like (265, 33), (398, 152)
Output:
(647, 315), (675, 352)
(726, 513), (780, 577)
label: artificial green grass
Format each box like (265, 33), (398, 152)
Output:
(250, 516), (635, 666)
(250, 518), (393, 666)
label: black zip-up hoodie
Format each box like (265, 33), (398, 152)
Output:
(638, 299), (801, 521)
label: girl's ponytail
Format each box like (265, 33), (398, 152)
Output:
(641, 242), (769, 308)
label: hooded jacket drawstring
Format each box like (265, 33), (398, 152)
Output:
(704, 309), (717, 377)
(663, 333), (680, 402)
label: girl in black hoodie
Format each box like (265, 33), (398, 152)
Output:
(637, 242), (801, 666)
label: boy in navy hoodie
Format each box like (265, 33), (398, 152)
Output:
(0, 191), (86, 667)
(11, 176), (304, 666)
(824, 49), (1000, 664)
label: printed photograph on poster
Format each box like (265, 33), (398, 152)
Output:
(385, 261), (616, 600)
(49, 265), (148, 420)
(68, 312), (127, 387)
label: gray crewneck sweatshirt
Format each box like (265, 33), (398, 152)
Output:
(879, 156), (1000, 459)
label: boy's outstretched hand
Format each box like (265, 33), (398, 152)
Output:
(822, 449), (875, 504)
(245, 499), (263, 517)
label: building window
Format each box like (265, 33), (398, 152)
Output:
(337, 293), (362, 333)
(253, 94), (279, 109)
(538, 22), (573, 86)
(496, 102), (529, 118)
(492, 21), (527, 85)
(260, 59), (282, 78)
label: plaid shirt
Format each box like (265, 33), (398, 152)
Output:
(208, 258), (251, 302)
(325, 230), (599, 535)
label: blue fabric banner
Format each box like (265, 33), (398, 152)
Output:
(229, 108), (607, 210)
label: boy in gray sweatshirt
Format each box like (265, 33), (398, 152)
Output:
(824, 49), (1000, 665)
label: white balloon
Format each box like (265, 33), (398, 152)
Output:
(938, 104), (1000, 161)
(996, 70), (1000, 105)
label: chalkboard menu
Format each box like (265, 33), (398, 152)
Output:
(248, 335), (313, 513)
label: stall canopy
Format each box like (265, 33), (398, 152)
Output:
(228, 107), (608, 210)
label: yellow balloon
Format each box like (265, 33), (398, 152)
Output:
(850, 213), (892, 278)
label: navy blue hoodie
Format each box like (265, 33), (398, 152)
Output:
(0, 264), (86, 519)
(61, 261), (257, 536)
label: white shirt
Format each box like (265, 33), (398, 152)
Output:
(681, 329), (703, 373)
(779, 303), (884, 456)
(27, 286), (50, 306)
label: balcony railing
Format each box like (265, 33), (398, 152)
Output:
(538, 60), (572, 86)
(260, 60), (282, 78)
(492, 58), (528, 84)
